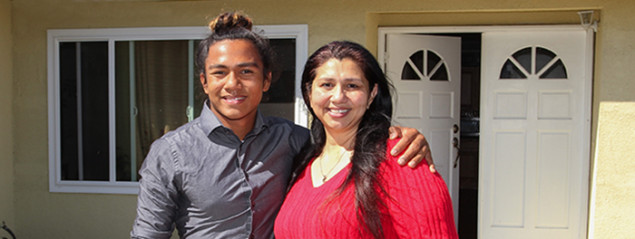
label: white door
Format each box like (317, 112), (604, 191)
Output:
(382, 34), (461, 224)
(479, 27), (593, 238)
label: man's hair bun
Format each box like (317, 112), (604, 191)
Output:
(196, 11), (274, 79)
(208, 11), (253, 33)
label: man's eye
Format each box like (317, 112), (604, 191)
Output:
(211, 71), (226, 76)
(241, 69), (254, 74)
(347, 84), (360, 89)
(320, 83), (333, 88)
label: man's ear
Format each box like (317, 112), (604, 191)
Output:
(263, 72), (272, 92)
(200, 73), (208, 93)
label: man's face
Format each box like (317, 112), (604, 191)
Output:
(200, 39), (271, 128)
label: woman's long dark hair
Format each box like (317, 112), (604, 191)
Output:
(291, 41), (395, 239)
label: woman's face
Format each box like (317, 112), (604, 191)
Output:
(309, 58), (377, 135)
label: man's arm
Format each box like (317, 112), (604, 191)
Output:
(382, 139), (458, 238)
(388, 126), (436, 173)
(131, 139), (179, 239)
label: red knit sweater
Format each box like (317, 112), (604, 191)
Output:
(274, 138), (458, 238)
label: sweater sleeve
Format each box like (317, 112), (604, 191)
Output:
(380, 138), (458, 239)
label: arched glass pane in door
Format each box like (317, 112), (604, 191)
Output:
(401, 49), (449, 81)
(499, 46), (568, 80)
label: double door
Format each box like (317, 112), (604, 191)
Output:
(381, 26), (593, 238)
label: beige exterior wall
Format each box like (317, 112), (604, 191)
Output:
(591, 102), (635, 238)
(0, 0), (15, 233)
(7, 0), (634, 238)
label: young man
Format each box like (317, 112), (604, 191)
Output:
(131, 12), (432, 239)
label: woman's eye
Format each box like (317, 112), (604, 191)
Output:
(347, 84), (360, 89)
(320, 83), (332, 88)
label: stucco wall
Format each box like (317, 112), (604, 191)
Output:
(0, 0), (15, 234)
(590, 102), (635, 238)
(8, 0), (635, 238)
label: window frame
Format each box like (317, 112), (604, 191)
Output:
(47, 25), (308, 194)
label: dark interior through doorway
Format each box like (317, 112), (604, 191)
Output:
(458, 33), (481, 239)
(431, 33), (481, 239)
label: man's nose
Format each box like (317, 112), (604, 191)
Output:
(225, 72), (241, 90)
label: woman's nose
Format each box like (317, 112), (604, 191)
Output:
(330, 85), (346, 102)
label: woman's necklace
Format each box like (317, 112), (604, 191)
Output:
(319, 149), (350, 182)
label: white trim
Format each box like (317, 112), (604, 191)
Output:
(53, 181), (140, 194)
(294, 26), (309, 127)
(47, 27), (209, 42)
(108, 39), (117, 183)
(48, 25), (309, 194)
(588, 122), (599, 239)
(378, 25), (587, 70)
(129, 42), (138, 182)
(187, 40), (195, 122)
(254, 24), (310, 127)
(75, 43), (84, 180)
(47, 30), (58, 194)
(583, 27), (596, 239)
(379, 24), (587, 35)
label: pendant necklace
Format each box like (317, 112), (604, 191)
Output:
(319, 149), (350, 182)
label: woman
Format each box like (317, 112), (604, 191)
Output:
(274, 41), (458, 238)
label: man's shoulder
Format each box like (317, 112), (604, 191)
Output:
(264, 116), (308, 132)
(155, 120), (205, 146)
(264, 115), (294, 125)
(143, 120), (207, 167)
(262, 116), (310, 147)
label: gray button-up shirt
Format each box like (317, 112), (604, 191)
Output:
(131, 102), (309, 239)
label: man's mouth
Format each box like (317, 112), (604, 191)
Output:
(223, 96), (246, 104)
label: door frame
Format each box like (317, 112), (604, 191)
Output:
(378, 25), (594, 237)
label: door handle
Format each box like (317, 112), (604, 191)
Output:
(453, 137), (460, 168)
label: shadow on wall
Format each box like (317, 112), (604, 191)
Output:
(1, 221), (16, 239)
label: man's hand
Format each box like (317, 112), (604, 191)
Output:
(388, 126), (436, 173)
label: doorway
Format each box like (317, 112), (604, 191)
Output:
(379, 25), (593, 239)
(455, 33), (481, 239)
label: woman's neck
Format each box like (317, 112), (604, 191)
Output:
(309, 128), (356, 187)
(323, 127), (357, 151)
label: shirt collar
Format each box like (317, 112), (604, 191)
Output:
(199, 100), (268, 137)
